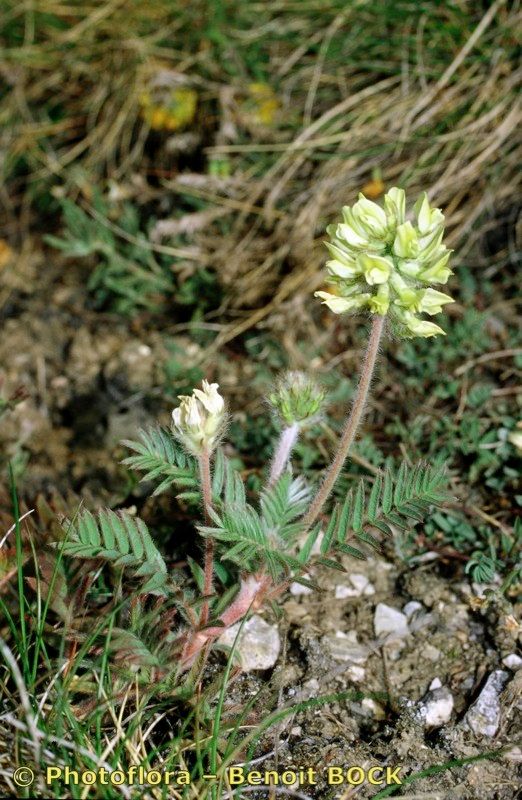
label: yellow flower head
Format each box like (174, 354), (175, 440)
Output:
(315, 188), (454, 337)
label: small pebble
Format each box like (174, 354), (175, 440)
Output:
(347, 665), (365, 682)
(502, 653), (522, 671)
(361, 698), (386, 720)
(464, 670), (509, 737)
(217, 615), (280, 671)
(374, 603), (409, 640)
(323, 630), (370, 664)
(403, 600), (423, 618)
(504, 746), (522, 763)
(335, 573), (375, 598)
(416, 686), (454, 727)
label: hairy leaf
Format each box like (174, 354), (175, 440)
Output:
(59, 510), (169, 595)
(122, 426), (198, 497)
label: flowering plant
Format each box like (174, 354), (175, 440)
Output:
(57, 188), (454, 678)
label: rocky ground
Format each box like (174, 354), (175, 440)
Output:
(219, 552), (521, 799)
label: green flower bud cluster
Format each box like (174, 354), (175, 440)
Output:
(315, 187), (455, 337)
(269, 372), (326, 427)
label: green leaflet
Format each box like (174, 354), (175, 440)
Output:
(198, 473), (311, 580)
(310, 460), (450, 569)
(59, 510), (169, 595)
(122, 426), (199, 497)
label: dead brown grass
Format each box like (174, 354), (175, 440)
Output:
(0, 0), (520, 347)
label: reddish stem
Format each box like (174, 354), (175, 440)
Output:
(181, 574), (271, 666)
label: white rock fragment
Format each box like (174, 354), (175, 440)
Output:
(361, 698), (386, 720)
(335, 573), (375, 598)
(347, 665), (365, 682)
(323, 630), (370, 664)
(374, 603), (409, 641)
(464, 670), (509, 737)
(335, 584), (355, 599)
(290, 578), (313, 596)
(351, 573), (375, 595)
(403, 600), (423, 618)
(503, 653), (522, 671)
(296, 678), (320, 700)
(416, 686), (454, 727)
(217, 615), (280, 671)
(416, 678), (453, 726)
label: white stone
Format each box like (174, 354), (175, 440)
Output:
(361, 698), (386, 719)
(335, 573), (375, 599)
(351, 573), (375, 595)
(504, 746), (522, 763)
(429, 677), (442, 690)
(374, 603), (409, 640)
(217, 615), (280, 671)
(298, 678), (320, 700)
(324, 630), (370, 664)
(347, 665), (365, 682)
(417, 686), (454, 727)
(290, 580), (312, 596)
(403, 600), (423, 618)
(503, 654), (522, 671)
(464, 670), (509, 737)
(335, 584), (357, 599)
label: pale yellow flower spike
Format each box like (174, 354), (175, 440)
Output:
(315, 187), (455, 337)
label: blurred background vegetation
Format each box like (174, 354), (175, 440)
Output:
(0, 0), (520, 584)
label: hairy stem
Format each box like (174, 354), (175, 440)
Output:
(302, 314), (385, 531)
(268, 422), (299, 486)
(181, 574), (271, 666)
(198, 447), (214, 625)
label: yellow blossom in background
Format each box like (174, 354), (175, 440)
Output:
(240, 83), (280, 127)
(139, 86), (198, 131)
(361, 177), (385, 199)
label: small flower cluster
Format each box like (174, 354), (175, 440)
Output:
(269, 372), (325, 427)
(172, 380), (225, 455)
(315, 187), (454, 337)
